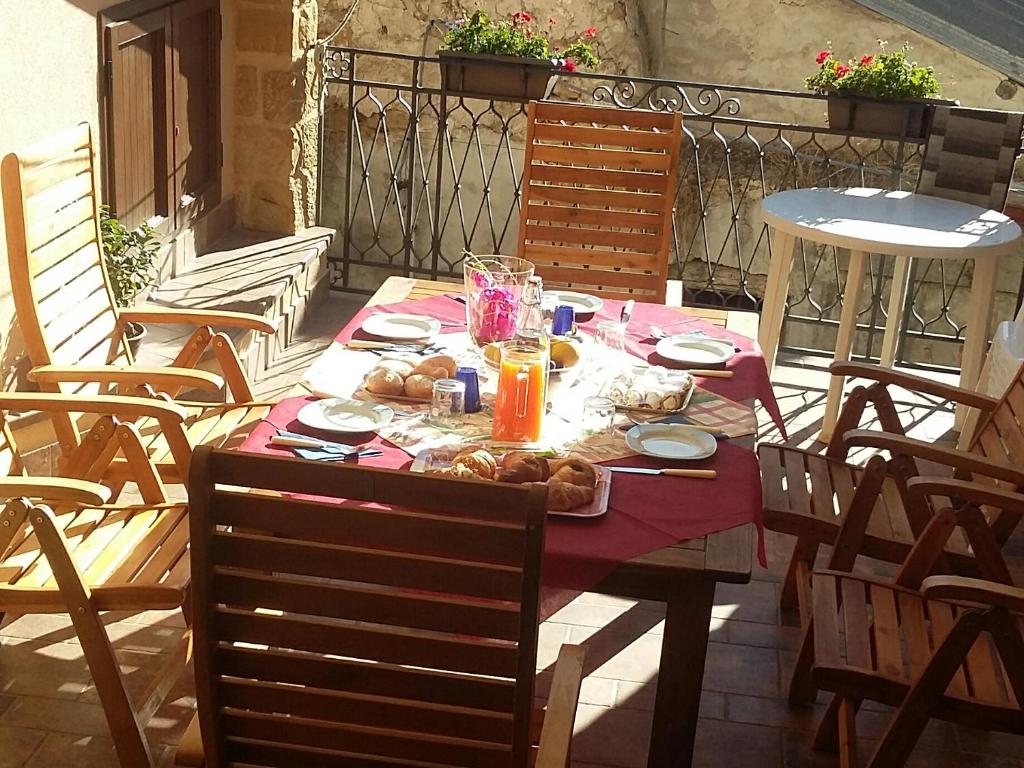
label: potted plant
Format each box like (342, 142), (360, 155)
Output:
(806, 43), (951, 139)
(99, 207), (159, 356)
(439, 10), (599, 100)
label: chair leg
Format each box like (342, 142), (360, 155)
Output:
(788, 622), (817, 705)
(28, 504), (155, 768)
(867, 612), (985, 768)
(780, 537), (819, 610)
(813, 695), (859, 756)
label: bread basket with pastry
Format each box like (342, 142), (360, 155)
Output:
(602, 365), (696, 414)
(360, 353), (459, 402)
(411, 446), (612, 518)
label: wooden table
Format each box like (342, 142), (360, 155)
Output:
(759, 187), (1022, 440)
(354, 276), (755, 768)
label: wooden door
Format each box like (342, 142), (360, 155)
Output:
(170, 0), (221, 226)
(104, 8), (174, 231)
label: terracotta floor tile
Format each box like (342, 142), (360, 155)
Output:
(22, 732), (168, 768)
(726, 694), (822, 732)
(704, 641), (780, 698)
(0, 696), (111, 737)
(713, 580), (779, 624)
(0, 724), (46, 768)
(956, 725), (1024, 760)
(571, 703), (652, 768)
(568, 626), (663, 684)
(725, 618), (802, 650)
(693, 718), (782, 768)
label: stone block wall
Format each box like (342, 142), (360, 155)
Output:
(234, 0), (321, 234)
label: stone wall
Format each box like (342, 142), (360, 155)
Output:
(234, 0), (321, 233)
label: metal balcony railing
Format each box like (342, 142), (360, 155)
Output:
(316, 46), (1024, 370)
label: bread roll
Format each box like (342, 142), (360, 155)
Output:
(549, 456), (597, 488)
(451, 448), (497, 479)
(411, 354), (457, 378)
(365, 367), (404, 396)
(496, 451), (550, 483)
(403, 373), (436, 400)
(375, 358), (415, 378)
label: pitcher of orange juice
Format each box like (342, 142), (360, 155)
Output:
(491, 342), (548, 443)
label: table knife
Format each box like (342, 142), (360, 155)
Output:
(607, 467), (717, 479)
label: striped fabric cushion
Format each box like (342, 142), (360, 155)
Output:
(917, 106), (1024, 210)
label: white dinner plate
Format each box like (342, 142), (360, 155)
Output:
(543, 290), (604, 316)
(297, 398), (394, 434)
(655, 334), (735, 366)
(624, 424), (718, 461)
(360, 313), (441, 341)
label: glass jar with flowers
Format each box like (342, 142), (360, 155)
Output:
(439, 10), (599, 100)
(805, 42), (953, 139)
(462, 253), (535, 348)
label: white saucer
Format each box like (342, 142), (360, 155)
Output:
(360, 313), (441, 341)
(544, 290), (604, 315)
(297, 398), (394, 434)
(655, 334), (735, 366)
(624, 423), (717, 460)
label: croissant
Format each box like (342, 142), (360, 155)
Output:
(544, 479), (595, 511)
(549, 456), (597, 489)
(451, 448), (497, 479)
(427, 464), (478, 479)
(495, 451), (550, 484)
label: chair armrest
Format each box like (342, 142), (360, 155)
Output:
(906, 477), (1024, 515)
(829, 361), (1000, 411)
(174, 713), (205, 766)
(922, 575), (1024, 614)
(842, 430), (1024, 485)
(121, 306), (277, 335)
(535, 644), (586, 768)
(0, 392), (188, 422)
(0, 477), (111, 506)
(29, 365), (224, 393)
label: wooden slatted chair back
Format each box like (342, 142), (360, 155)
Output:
(516, 102), (682, 303)
(187, 447), (549, 768)
(1, 123), (130, 383)
(966, 362), (1024, 539)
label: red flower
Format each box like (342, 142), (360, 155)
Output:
(512, 11), (532, 25)
(859, 54), (874, 66)
(815, 49), (831, 65)
(561, 58), (577, 73)
(836, 63), (852, 77)
(548, 16), (557, 24)
(583, 26), (598, 39)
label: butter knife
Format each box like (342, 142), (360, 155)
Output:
(607, 467), (716, 479)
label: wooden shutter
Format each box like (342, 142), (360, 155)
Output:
(171, 0), (221, 224)
(104, 8), (173, 231)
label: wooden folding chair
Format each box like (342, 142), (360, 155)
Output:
(795, 476), (1024, 768)
(761, 359), (1024, 609)
(0, 396), (192, 768)
(174, 447), (586, 768)
(517, 102), (682, 304)
(1, 123), (277, 490)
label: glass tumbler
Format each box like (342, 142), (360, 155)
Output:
(596, 320), (627, 353)
(430, 379), (466, 426)
(582, 395), (616, 437)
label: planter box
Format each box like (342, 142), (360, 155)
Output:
(439, 51), (557, 100)
(826, 96), (954, 139)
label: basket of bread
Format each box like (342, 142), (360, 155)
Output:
(362, 354), (459, 401)
(414, 447), (611, 517)
(603, 366), (696, 413)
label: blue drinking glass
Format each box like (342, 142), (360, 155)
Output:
(552, 304), (575, 336)
(455, 367), (482, 413)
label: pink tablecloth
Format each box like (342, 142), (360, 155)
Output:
(239, 293), (772, 615)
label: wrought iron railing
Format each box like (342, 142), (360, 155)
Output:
(317, 46), (1024, 370)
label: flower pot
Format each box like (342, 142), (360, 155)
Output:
(826, 96), (953, 139)
(124, 321), (146, 358)
(439, 51), (557, 100)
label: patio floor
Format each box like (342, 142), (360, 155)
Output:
(1, 293), (1022, 768)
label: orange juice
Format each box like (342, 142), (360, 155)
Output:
(492, 344), (547, 442)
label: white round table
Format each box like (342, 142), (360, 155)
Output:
(759, 187), (1022, 441)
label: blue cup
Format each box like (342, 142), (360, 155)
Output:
(455, 367), (482, 413)
(552, 304), (575, 336)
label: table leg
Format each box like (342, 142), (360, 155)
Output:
(879, 254), (912, 367)
(956, 254), (998, 430)
(820, 250), (868, 443)
(758, 229), (797, 374)
(647, 578), (716, 768)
